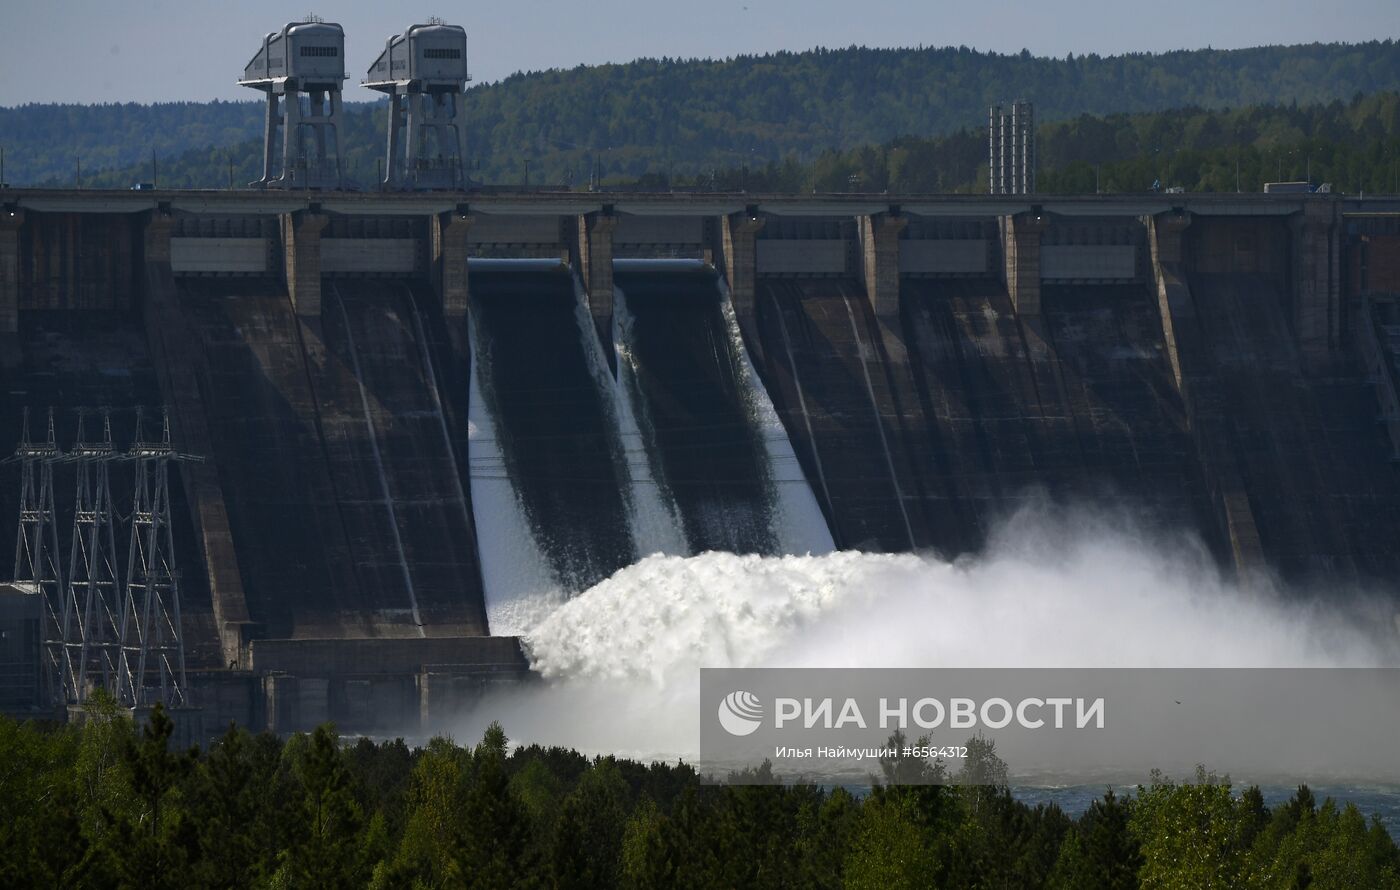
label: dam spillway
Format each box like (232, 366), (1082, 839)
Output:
(617, 263), (781, 555)
(467, 262), (637, 594)
(2, 188), (1400, 736)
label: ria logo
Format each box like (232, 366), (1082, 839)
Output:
(718, 690), (764, 736)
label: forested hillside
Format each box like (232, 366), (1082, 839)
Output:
(3, 39), (1399, 187)
(0, 101), (273, 186)
(718, 90), (1400, 195)
(59, 90), (1400, 196)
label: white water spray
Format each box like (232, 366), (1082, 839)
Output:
(458, 504), (1400, 760)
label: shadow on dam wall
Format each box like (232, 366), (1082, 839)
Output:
(1188, 271), (1400, 580)
(0, 310), (220, 668)
(1031, 283), (1214, 536)
(753, 277), (1220, 561)
(310, 280), (487, 635)
(614, 264), (777, 555)
(177, 277), (488, 640)
(1169, 217), (1400, 582)
(755, 278), (934, 553)
(179, 277), (370, 640)
(466, 264), (637, 590)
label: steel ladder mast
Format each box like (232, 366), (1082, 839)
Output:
(7, 408), (68, 705)
(60, 409), (123, 703)
(115, 409), (197, 709)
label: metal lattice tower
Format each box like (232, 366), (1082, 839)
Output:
(364, 21), (470, 190)
(60, 409), (123, 703)
(115, 409), (196, 709)
(7, 408), (66, 705)
(239, 19), (348, 189)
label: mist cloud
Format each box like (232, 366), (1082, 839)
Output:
(455, 503), (1400, 760)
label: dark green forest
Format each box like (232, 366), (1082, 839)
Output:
(2, 702), (1397, 889)
(40, 90), (1400, 199)
(3, 39), (1400, 187)
(0, 100), (271, 187)
(711, 91), (1400, 195)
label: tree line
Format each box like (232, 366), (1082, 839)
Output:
(702, 91), (1400, 195)
(3, 40), (1400, 188)
(21, 90), (1400, 198)
(1, 699), (1396, 888)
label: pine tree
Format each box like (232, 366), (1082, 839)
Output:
(377, 735), (469, 887)
(102, 703), (198, 890)
(448, 722), (539, 889)
(1049, 788), (1141, 889)
(278, 724), (367, 889)
(549, 759), (629, 889)
(188, 723), (285, 889)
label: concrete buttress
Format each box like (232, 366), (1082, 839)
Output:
(0, 209), (23, 367)
(282, 210), (328, 316)
(575, 211), (619, 367)
(1146, 210), (1264, 575)
(1004, 211), (1050, 316)
(434, 211), (472, 319)
(141, 211), (256, 667)
(1291, 200), (1343, 372)
(859, 212), (907, 318)
(721, 211), (765, 321)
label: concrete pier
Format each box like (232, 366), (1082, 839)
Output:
(721, 210), (765, 320)
(1, 209), (24, 365)
(142, 210), (256, 668)
(1291, 200), (1342, 371)
(575, 211), (619, 363)
(433, 210), (472, 319)
(282, 210), (328, 316)
(1003, 211), (1050, 315)
(577, 212), (618, 318)
(1147, 210), (1264, 572)
(859, 211), (907, 317)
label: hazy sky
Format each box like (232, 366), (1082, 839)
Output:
(0, 0), (1396, 105)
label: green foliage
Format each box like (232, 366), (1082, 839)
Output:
(1130, 766), (1252, 889)
(618, 795), (669, 888)
(6, 41), (1400, 189)
(1244, 786), (1400, 888)
(1, 712), (1398, 888)
(378, 735), (469, 886)
(0, 100), (270, 186)
(38, 89), (1400, 198)
(188, 723), (287, 888)
(0, 716), (88, 886)
(452, 722), (538, 887)
(720, 90), (1400, 195)
(277, 724), (369, 888)
(845, 793), (940, 888)
(1048, 788), (1141, 889)
(101, 704), (199, 889)
(549, 758), (629, 888)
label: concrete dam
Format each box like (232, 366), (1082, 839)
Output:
(3, 187), (1400, 736)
